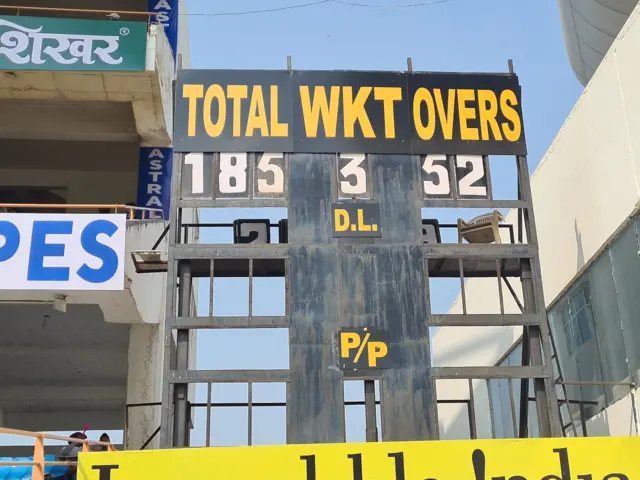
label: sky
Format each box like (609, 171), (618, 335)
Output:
(0, 0), (585, 451)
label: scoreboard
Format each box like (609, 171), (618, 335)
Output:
(175, 69), (518, 206)
(161, 67), (560, 447)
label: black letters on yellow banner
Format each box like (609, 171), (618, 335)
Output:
(81, 436), (639, 480)
(174, 69), (526, 155)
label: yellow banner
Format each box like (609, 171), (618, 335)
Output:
(79, 436), (637, 480)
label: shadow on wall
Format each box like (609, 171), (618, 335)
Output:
(433, 328), (513, 367)
(439, 402), (473, 440)
(575, 220), (585, 270)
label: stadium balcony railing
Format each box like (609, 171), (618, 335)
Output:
(0, 203), (165, 220)
(0, 4), (161, 24)
(0, 427), (116, 480)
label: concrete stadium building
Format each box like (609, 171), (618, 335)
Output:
(558, 0), (639, 85)
(434, 0), (640, 439)
(0, 0), (197, 454)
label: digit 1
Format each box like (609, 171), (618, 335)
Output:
(300, 455), (316, 480)
(388, 452), (405, 480)
(347, 453), (363, 480)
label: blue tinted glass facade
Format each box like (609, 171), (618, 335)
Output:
(489, 216), (640, 436)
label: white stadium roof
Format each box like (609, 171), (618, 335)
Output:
(558, 0), (638, 85)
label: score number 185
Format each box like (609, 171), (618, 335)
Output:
(182, 152), (285, 199)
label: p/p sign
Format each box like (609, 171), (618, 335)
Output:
(338, 327), (392, 370)
(0, 213), (126, 290)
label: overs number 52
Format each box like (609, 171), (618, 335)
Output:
(422, 154), (489, 199)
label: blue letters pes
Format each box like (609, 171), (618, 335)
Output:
(0, 220), (19, 261)
(0, 219), (120, 284)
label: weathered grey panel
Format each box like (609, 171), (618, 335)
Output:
(370, 154), (422, 244)
(338, 245), (438, 440)
(288, 153), (334, 245)
(370, 154), (437, 440)
(287, 153), (344, 443)
(339, 252), (379, 328)
(375, 245), (438, 440)
(287, 152), (437, 443)
(287, 245), (344, 443)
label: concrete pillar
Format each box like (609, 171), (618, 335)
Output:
(126, 323), (164, 450)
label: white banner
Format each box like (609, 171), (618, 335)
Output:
(0, 213), (126, 290)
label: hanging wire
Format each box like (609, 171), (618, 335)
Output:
(181, 0), (460, 17)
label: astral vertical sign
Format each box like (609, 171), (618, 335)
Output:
(148, 0), (178, 57)
(137, 147), (173, 220)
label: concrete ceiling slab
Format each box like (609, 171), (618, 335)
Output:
(0, 303), (129, 347)
(0, 304), (129, 390)
(0, 304), (131, 431)
(0, 99), (139, 142)
(54, 72), (106, 93)
(0, 303), (130, 430)
(0, 139), (140, 172)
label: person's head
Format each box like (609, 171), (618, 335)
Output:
(68, 432), (86, 445)
(100, 433), (110, 443)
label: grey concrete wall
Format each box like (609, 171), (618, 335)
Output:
(0, 304), (130, 432)
(0, 101), (139, 144)
(177, 0), (191, 69)
(0, 140), (139, 206)
(127, 323), (164, 450)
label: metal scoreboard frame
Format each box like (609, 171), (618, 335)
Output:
(159, 64), (561, 448)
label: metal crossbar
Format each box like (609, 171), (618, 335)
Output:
(0, 202), (164, 220)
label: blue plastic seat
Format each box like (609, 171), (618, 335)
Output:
(0, 453), (73, 480)
(4, 457), (30, 480)
(0, 457), (12, 480)
(45, 453), (68, 479)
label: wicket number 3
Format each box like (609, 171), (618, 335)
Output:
(338, 153), (369, 198)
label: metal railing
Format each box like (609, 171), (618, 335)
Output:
(126, 393), (478, 447)
(0, 427), (115, 480)
(0, 5), (161, 22)
(0, 203), (165, 220)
